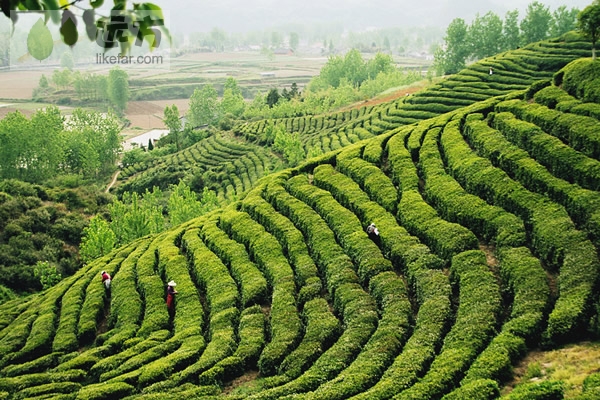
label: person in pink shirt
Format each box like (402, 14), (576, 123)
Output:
(101, 271), (111, 290)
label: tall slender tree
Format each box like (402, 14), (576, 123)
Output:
(551, 6), (580, 38)
(503, 10), (521, 51)
(107, 67), (129, 115)
(578, 1), (600, 60)
(435, 18), (470, 75)
(164, 105), (182, 151)
(520, 1), (552, 45)
(188, 85), (221, 127)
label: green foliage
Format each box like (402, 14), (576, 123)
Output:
(163, 105), (182, 151)
(188, 85), (221, 127)
(442, 379), (500, 400)
(577, 1), (600, 59)
(273, 126), (305, 166)
(167, 181), (203, 226)
(550, 6), (579, 38)
(1, 29), (600, 400)
(520, 1), (552, 45)
(107, 67), (130, 115)
(80, 216), (116, 263)
(221, 78), (246, 117)
(504, 380), (564, 399)
(469, 12), (504, 60)
(109, 189), (165, 245)
(559, 58), (600, 103)
(435, 18), (470, 74)
(33, 261), (62, 290)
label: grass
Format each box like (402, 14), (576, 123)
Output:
(502, 341), (600, 398)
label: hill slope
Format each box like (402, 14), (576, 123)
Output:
(118, 33), (592, 201)
(1, 41), (600, 399)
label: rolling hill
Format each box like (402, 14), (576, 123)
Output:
(1, 32), (600, 399)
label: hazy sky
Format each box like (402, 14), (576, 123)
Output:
(149, 0), (594, 33)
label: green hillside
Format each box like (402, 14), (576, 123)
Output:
(1, 34), (600, 399)
(117, 34), (593, 201)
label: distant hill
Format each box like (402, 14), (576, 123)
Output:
(1, 32), (599, 399)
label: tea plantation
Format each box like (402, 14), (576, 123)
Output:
(1, 33), (600, 399)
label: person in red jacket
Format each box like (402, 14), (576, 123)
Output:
(101, 271), (111, 290)
(166, 280), (178, 313)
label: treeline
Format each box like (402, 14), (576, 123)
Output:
(241, 51), (422, 120)
(435, 2), (580, 74)
(0, 107), (122, 183)
(184, 23), (440, 57)
(34, 67), (130, 115)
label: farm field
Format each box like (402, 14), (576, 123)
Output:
(0, 50), (430, 132)
(1, 29), (600, 400)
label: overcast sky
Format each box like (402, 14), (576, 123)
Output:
(149, 0), (593, 34)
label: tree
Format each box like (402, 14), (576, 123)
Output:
(520, 1), (552, 45)
(60, 51), (74, 70)
(107, 67), (129, 115)
(108, 189), (164, 245)
(34, 261), (61, 290)
(210, 28), (227, 52)
(468, 11), (503, 60)
(289, 82), (300, 98)
(551, 6), (580, 38)
(168, 180), (203, 227)
(29, 106), (65, 181)
(188, 85), (221, 127)
(273, 126), (305, 166)
(366, 52), (394, 79)
(39, 74), (49, 90)
(80, 216), (116, 263)
(64, 108), (122, 177)
(503, 10), (521, 51)
(52, 68), (71, 89)
(0, 107), (64, 182)
(319, 54), (345, 88)
(289, 32), (299, 52)
(435, 18), (470, 75)
(383, 36), (391, 52)
(578, 1), (600, 60)
(344, 48), (367, 87)
(164, 104), (182, 151)
(220, 87), (245, 117)
(266, 88), (280, 108)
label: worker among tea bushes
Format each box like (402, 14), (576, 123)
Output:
(366, 222), (380, 245)
(166, 280), (178, 313)
(101, 271), (111, 290)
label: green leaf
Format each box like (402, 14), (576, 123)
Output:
(82, 9), (96, 41)
(41, 0), (60, 23)
(90, 0), (104, 8)
(27, 17), (54, 61)
(24, 0), (42, 11)
(60, 9), (78, 46)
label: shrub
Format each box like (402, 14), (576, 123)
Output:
(503, 380), (564, 400)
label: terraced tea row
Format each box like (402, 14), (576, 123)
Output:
(116, 134), (281, 202)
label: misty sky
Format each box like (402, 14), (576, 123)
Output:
(150, 0), (594, 34)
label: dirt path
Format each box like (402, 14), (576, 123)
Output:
(105, 171), (120, 193)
